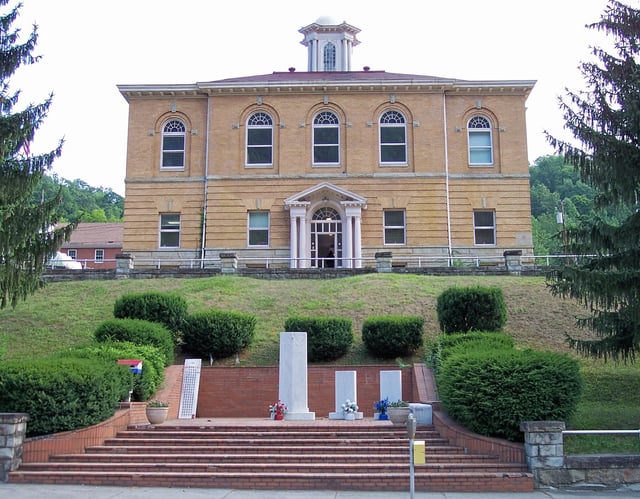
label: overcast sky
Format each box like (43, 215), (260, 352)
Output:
(10, 0), (619, 196)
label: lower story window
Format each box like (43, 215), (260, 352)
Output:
(68, 249), (77, 260)
(95, 249), (104, 263)
(160, 213), (181, 248)
(248, 211), (269, 246)
(474, 210), (496, 245)
(384, 209), (406, 245)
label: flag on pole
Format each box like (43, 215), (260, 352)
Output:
(22, 140), (30, 156)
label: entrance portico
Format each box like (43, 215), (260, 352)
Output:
(284, 182), (367, 269)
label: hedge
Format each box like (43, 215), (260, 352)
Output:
(284, 316), (353, 362)
(182, 309), (256, 359)
(0, 357), (132, 437)
(362, 315), (424, 358)
(437, 349), (583, 441)
(95, 318), (175, 366)
(436, 286), (507, 333)
(113, 291), (188, 340)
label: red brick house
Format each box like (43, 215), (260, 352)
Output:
(60, 223), (123, 269)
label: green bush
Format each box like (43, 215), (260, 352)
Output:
(436, 286), (507, 333)
(284, 316), (353, 362)
(0, 357), (132, 437)
(67, 342), (166, 401)
(437, 349), (583, 441)
(425, 332), (514, 373)
(362, 315), (424, 358)
(95, 318), (174, 366)
(182, 309), (256, 359)
(113, 291), (188, 340)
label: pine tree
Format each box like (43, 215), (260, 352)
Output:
(0, 1), (75, 308)
(547, 0), (640, 361)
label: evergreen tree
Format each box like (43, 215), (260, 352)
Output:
(547, 0), (640, 361)
(0, 1), (75, 308)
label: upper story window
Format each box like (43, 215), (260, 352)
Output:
(161, 120), (186, 169)
(313, 111), (340, 165)
(379, 110), (407, 165)
(468, 115), (493, 165)
(473, 210), (496, 245)
(246, 112), (273, 167)
(323, 43), (336, 71)
(383, 209), (406, 245)
(159, 213), (181, 248)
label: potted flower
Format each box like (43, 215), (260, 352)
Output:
(341, 399), (358, 420)
(374, 397), (389, 420)
(269, 400), (287, 420)
(146, 400), (169, 424)
(387, 400), (410, 425)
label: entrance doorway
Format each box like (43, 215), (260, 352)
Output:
(311, 207), (342, 268)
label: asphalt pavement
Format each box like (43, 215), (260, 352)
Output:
(2, 484), (640, 499)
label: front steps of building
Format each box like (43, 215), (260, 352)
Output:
(9, 422), (533, 492)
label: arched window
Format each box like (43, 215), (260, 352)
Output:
(323, 42), (336, 71)
(379, 110), (407, 165)
(246, 112), (273, 166)
(467, 115), (493, 165)
(161, 119), (186, 168)
(313, 111), (340, 165)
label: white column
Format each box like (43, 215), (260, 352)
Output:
(299, 213), (308, 268)
(353, 213), (362, 268)
(343, 215), (353, 269)
(289, 216), (298, 269)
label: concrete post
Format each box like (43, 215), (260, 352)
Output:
(375, 251), (392, 273)
(115, 253), (134, 279)
(219, 252), (238, 274)
(0, 413), (29, 482)
(520, 420), (565, 483)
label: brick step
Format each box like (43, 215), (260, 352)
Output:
(117, 429), (440, 440)
(101, 437), (450, 447)
(7, 470), (535, 492)
(51, 452), (501, 465)
(15, 460), (530, 475)
(139, 424), (432, 434)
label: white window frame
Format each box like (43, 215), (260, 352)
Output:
(67, 249), (77, 260)
(159, 213), (181, 248)
(94, 249), (104, 263)
(473, 210), (496, 245)
(379, 110), (407, 166)
(467, 115), (494, 166)
(323, 42), (336, 71)
(312, 111), (340, 166)
(246, 112), (273, 167)
(161, 119), (186, 170)
(383, 209), (406, 245)
(248, 211), (270, 247)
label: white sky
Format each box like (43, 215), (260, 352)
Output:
(10, 0), (621, 196)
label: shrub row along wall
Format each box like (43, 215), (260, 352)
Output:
(196, 365), (413, 418)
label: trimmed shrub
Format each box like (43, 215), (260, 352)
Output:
(95, 318), (174, 366)
(425, 332), (514, 373)
(436, 286), (507, 333)
(362, 315), (424, 358)
(437, 349), (583, 441)
(284, 316), (353, 362)
(182, 310), (256, 359)
(113, 292), (188, 340)
(68, 342), (166, 401)
(0, 357), (132, 437)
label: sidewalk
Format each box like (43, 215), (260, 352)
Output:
(2, 484), (639, 498)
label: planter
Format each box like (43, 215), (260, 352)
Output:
(387, 407), (411, 425)
(146, 406), (169, 425)
(274, 413), (284, 420)
(344, 412), (356, 421)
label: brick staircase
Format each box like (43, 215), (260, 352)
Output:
(9, 422), (533, 492)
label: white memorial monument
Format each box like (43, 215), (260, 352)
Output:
(380, 370), (403, 402)
(278, 332), (315, 420)
(329, 370), (363, 420)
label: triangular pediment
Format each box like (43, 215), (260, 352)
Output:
(284, 182), (367, 207)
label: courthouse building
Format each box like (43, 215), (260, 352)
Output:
(118, 17), (535, 269)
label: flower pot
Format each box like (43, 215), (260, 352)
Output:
(379, 413), (389, 421)
(274, 412), (284, 420)
(146, 406), (169, 425)
(344, 412), (356, 421)
(387, 407), (410, 425)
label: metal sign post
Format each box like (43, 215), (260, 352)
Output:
(407, 413), (417, 499)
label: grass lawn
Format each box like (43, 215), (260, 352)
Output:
(1, 273), (638, 452)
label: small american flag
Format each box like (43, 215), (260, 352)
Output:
(22, 141), (30, 156)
